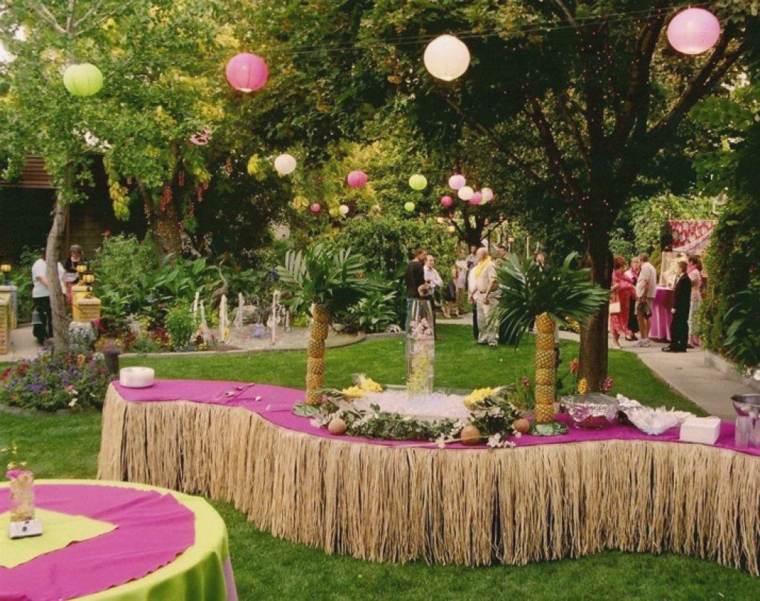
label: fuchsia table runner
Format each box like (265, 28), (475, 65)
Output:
(0, 484), (194, 601)
(113, 380), (760, 457)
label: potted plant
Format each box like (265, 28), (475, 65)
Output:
(493, 252), (608, 432)
(277, 244), (369, 404)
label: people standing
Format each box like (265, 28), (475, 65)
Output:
(663, 259), (691, 353)
(423, 255), (443, 327)
(31, 251), (64, 345)
(687, 256), (703, 347)
(624, 256), (641, 341)
(466, 245), (480, 340)
(468, 247), (499, 347)
(404, 248), (428, 300)
(454, 249), (468, 311)
(63, 244), (85, 303)
(609, 256), (635, 348)
(635, 253), (657, 347)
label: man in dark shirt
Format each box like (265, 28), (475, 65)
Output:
(405, 248), (427, 299)
(663, 258), (691, 353)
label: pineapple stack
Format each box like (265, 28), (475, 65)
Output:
(305, 304), (330, 405)
(533, 312), (556, 423)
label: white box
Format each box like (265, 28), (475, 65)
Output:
(679, 416), (721, 445)
(119, 367), (155, 388)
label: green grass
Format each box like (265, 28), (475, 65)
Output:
(2, 325), (755, 600)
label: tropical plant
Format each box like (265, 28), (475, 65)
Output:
(277, 244), (369, 404)
(722, 283), (760, 372)
(493, 253), (608, 425)
(164, 303), (195, 351)
(345, 286), (398, 333)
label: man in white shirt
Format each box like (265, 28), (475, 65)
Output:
(635, 253), (658, 346)
(468, 248), (499, 347)
(424, 255), (443, 296)
(31, 252), (65, 345)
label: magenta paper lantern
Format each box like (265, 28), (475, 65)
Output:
(309, 202), (321, 214)
(469, 192), (483, 206)
(667, 8), (720, 55)
(226, 53), (269, 92)
(448, 174), (466, 191)
(440, 195), (453, 208)
(346, 170), (368, 189)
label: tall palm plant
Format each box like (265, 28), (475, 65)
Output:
(493, 253), (609, 425)
(277, 244), (369, 404)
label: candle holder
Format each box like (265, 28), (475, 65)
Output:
(7, 470), (43, 539)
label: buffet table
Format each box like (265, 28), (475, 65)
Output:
(98, 380), (760, 574)
(0, 479), (237, 601)
(650, 286), (674, 341)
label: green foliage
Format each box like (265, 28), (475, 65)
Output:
(164, 303), (195, 351)
(722, 282), (760, 370)
(276, 244), (370, 317)
(6, 247), (40, 322)
(0, 353), (111, 412)
(625, 194), (715, 252)
(494, 253), (609, 345)
(345, 286), (399, 333)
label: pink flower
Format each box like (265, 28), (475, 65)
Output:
(570, 358), (579, 375)
(520, 377), (530, 389)
(5, 469), (28, 480)
(602, 376), (615, 393)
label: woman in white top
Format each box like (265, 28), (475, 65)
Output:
(687, 256), (703, 347)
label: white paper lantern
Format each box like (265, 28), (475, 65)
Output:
(481, 187), (494, 203)
(457, 185), (474, 201)
(423, 35), (470, 82)
(274, 153), (297, 176)
(339, 204), (350, 216)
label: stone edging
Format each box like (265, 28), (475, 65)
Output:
(703, 350), (760, 393)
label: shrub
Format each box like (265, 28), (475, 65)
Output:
(344, 282), (399, 333)
(0, 353), (112, 411)
(164, 303), (195, 350)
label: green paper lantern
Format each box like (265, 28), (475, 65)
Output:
(404, 201), (416, 213)
(63, 63), (104, 97)
(408, 174), (427, 191)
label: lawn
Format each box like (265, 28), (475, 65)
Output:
(2, 325), (756, 600)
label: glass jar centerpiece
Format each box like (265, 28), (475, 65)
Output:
(406, 299), (435, 399)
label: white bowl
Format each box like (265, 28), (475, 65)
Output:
(119, 367), (155, 388)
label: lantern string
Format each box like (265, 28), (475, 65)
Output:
(256, 1), (708, 58)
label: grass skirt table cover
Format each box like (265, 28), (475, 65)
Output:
(0, 479), (236, 601)
(98, 380), (760, 574)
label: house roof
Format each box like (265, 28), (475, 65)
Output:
(0, 156), (54, 189)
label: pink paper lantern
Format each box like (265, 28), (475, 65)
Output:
(440, 195), (453, 208)
(346, 170), (368, 189)
(309, 202), (321, 214)
(667, 8), (721, 55)
(469, 192), (482, 206)
(448, 174), (466, 191)
(226, 53), (269, 92)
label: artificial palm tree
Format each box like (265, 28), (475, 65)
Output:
(493, 253), (609, 426)
(277, 244), (369, 404)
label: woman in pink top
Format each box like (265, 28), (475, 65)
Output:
(609, 256), (635, 348)
(687, 256), (703, 347)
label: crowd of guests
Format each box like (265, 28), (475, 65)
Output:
(609, 252), (703, 353)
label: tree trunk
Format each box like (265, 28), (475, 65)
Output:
(305, 304), (330, 405)
(143, 186), (182, 259)
(579, 226), (612, 391)
(46, 195), (70, 351)
(534, 312), (557, 423)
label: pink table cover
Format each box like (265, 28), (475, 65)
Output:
(0, 484), (194, 601)
(650, 286), (673, 341)
(113, 380), (760, 457)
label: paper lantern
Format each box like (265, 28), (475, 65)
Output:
(423, 35), (470, 81)
(447, 225), (456, 234)
(404, 201), (416, 213)
(457, 185), (474, 201)
(440, 195), (453, 208)
(309, 202), (321, 214)
(347, 170), (368, 189)
(409, 174), (427, 191)
(469, 192), (483, 206)
(481, 187), (494, 203)
(667, 8), (720, 55)
(63, 63), (103, 97)
(328, 206), (340, 218)
(448, 174), (466, 191)
(274, 153), (297, 176)
(225, 53), (269, 92)
(339, 204), (350, 216)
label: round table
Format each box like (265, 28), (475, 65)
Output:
(650, 286), (673, 341)
(0, 479), (237, 601)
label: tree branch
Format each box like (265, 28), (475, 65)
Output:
(65, 0), (77, 35)
(552, 0), (577, 27)
(553, 90), (590, 167)
(29, 2), (67, 35)
(74, 0), (104, 30)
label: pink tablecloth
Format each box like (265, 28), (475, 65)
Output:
(0, 484), (194, 601)
(650, 286), (673, 341)
(113, 380), (760, 457)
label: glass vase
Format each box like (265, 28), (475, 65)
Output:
(405, 299), (435, 399)
(8, 470), (35, 522)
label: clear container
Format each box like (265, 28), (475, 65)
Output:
(406, 299), (435, 399)
(8, 470), (35, 522)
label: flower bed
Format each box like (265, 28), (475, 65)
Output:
(0, 353), (112, 411)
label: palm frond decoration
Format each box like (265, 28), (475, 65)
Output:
(492, 252), (608, 425)
(277, 244), (370, 404)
